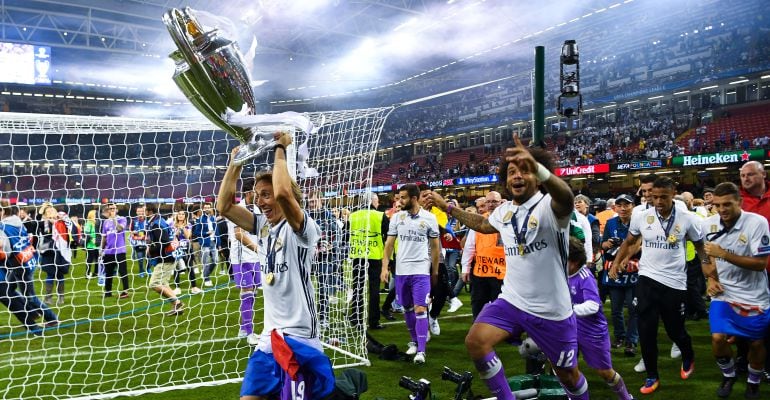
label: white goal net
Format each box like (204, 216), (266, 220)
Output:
(0, 108), (392, 399)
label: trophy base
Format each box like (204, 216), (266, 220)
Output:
(233, 138), (278, 166)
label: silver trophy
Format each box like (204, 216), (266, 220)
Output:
(163, 7), (275, 165)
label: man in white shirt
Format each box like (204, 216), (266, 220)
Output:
(429, 136), (589, 400)
(701, 182), (770, 399)
(381, 183), (440, 364)
(611, 176), (707, 395)
(217, 134), (334, 400)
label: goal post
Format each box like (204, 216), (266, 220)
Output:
(0, 107), (392, 399)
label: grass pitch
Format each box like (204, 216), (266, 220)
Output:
(0, 250), (758, 399)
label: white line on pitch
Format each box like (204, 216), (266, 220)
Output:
(381, 312), (473, 326)
(7, 336), (244, 363)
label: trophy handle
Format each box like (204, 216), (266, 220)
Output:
(232, 134), (278, 166)
(162, 9), (200, 69)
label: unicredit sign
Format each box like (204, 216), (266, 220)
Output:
(555, 163), (610, 177)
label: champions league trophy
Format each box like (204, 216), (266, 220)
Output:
(163, 7), (315, 166)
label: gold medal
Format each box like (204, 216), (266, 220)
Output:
(668, 234), (677, 244)
(518, 244), (525, 254)
(265, 272), (275, 285)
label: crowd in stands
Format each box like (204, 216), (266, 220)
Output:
(375, 0), (770, 147)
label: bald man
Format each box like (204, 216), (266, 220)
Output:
(461, 191), (506, 318)
(740, 161), (770, 221)
(738, 160), (770, 379)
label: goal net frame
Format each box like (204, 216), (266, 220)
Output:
(0, 107), (393, 400)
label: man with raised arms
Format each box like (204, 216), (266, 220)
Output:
(429, 136), (589, 400)
(218, 133), (334, 400)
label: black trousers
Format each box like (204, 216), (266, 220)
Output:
(685, 257), (707, 317)
(636, 276), (694, 379)
(86, 249), (99, 277)
(429, 263), (450, 319)
(103, 253), (129, 294)
(351, 258), (382, 328)
(469, 274), (503, 319)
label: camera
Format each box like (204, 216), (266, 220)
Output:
(399, 376), (431, 400)
(441, 367), (472, 385)
(604, 237), (622, 258)
(442, 366), (474, 400)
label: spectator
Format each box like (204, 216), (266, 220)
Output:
(129, 205), (149, 278)
(171, 210), (200, 295)
(195, 203), (219, 287)
(145, 203), (185, 316)
(35, 203), (72, 306)
(600, 194), (638, 356)
(101, 203), (129, 299)
(307, 190), (343, 329)
(83, 210), (100, 279)
(0, 201), (58, 328)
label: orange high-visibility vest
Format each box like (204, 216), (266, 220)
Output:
(474, 226), (506, 280)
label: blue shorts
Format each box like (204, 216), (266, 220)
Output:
(241, 335), (335, 399)
(710, 300), (770, 341)
(241, 350), (283, 397)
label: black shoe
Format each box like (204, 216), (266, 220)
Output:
(716, 376), (736, 398)
(745, 382), (760, 399)
(368, 323), (386, 330)
(624, 344), (637, 357)
(612, 338), (624, 349)
(381, 309), (396, 321)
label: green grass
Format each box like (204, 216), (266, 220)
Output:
(0, 250), (752, 399)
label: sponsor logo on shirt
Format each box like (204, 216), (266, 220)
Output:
(504, 239), (549, 256)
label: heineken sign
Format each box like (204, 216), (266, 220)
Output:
(672, 149), (764, 167)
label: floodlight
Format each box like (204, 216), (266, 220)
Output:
(557, 39), (583, 117)
(561, 40), (579, 65)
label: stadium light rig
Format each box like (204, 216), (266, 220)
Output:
(557, 39), (583, 118)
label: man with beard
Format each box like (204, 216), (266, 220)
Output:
(429, 136), (588, 400)
(381, 183), (440, 364)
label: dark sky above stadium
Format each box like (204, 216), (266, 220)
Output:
(28, 0), (754, 110)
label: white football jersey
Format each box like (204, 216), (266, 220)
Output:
(488, 192), (573, 321)
(702, 211), (770, 308)
(629, 206), (703, 290)
(387, 209), (439, 276)
(251, 211), (321, 339)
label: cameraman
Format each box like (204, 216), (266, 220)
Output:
(601, 194), (639, 356)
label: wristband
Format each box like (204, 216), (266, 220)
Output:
(446, 203), (454, 215)
(535, 162), (551, 182)
(274, 144), (286, 153)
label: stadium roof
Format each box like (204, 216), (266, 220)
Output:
(1, 0), (764, 109)
(0, 1), (634, 99)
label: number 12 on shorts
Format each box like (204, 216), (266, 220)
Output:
(556, 349), (575, 368)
